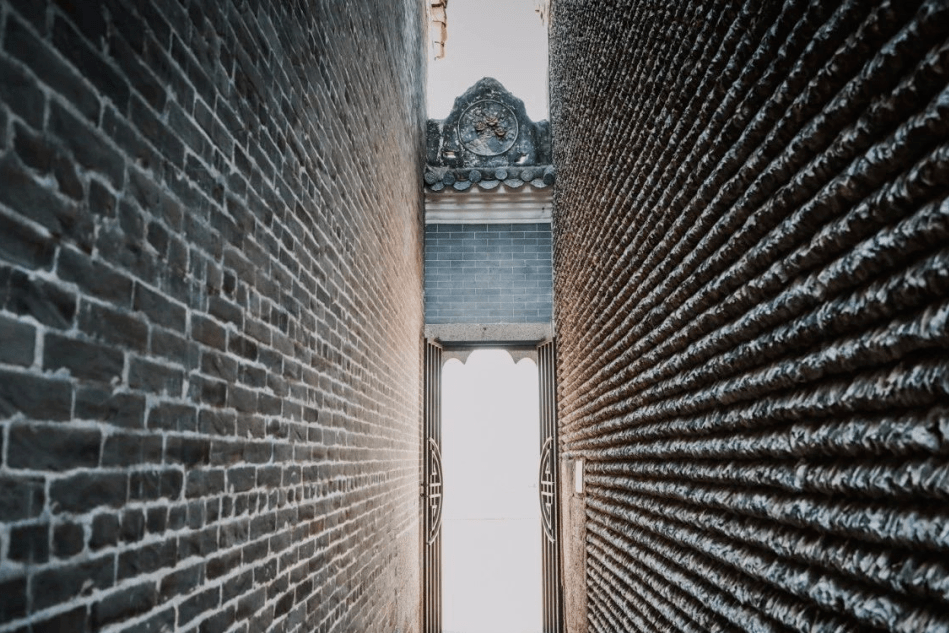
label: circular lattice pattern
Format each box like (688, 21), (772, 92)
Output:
(458, 100), (519, 156)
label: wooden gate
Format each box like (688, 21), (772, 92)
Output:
(538, 339), (563, 633)
(421, 338), (562, 632)
(422, 339), (443, 633)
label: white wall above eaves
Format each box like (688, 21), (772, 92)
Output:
(424, 185), (552, 224)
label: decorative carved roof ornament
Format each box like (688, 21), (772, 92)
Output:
(424, 78), (554, 192)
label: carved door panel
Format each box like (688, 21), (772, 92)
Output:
(422, 339), (443, 633)
(538, 339), (563, 633)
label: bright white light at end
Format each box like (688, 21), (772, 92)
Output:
(442, 350), (541, 633)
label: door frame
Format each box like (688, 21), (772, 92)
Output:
(420, 337), (563, 633)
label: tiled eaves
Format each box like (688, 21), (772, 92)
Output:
(424, 165), (556, 192)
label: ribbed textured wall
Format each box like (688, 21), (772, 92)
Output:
(549, 1), (949, 631)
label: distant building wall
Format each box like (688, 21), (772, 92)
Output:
(550, 1), (949, 631)
(425, 223), (552, 324)
(0, 0), (426, 631)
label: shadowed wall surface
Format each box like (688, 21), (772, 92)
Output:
(0, 0), (426, 631)
(550, 1), (949, 631)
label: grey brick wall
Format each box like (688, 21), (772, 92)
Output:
(551, 1), (949, 631)
(424, 223), (552, 324)
(0, 1), (426, 632)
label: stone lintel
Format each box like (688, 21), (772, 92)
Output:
(425, 322), (552, 348)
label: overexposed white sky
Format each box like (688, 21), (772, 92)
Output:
(428, 0), (549, 120)
(442, 350), (542, 633)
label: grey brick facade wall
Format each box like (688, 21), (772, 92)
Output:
(0, 1), (426, 632)
(425, 223), (552, 324)
(550, 1), (949, 631)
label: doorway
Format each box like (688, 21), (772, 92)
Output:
(421, 340), (562, 633)
(442, 350), (541, 633)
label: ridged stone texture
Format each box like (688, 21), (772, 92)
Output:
(550, 1), (949, 631)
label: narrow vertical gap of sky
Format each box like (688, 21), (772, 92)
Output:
(427, 0), (549, 121)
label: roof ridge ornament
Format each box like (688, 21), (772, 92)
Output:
(425, 78), (552, 186)
(424, 164), (555, 192)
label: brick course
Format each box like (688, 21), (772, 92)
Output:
(0, 1), (426, 632)
(424, 223), (553, 324)
(550, 1), (949, 631)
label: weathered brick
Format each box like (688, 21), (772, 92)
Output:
(0, 474), (45, 522)
(177, 525), (217, 559)
(117, 607), (175, 633)
(90, 513), (119, 550)
(102, 105), (163, 176)
(116, 539), (177, 580)
(75, 387), (145, 428)
(0, 51), (46, 129)
(0, 204), (56, 270)
(206, 548), (240, 581)
(57, 246), (134, 306)
(0, 576), (27, 621)
(13, 121), (56, 173)
(165, 435), (210, 467)
(48, 99), (125, 189)
(159, 563), (203, 601)
(147, 402), (196, 432)
(108, 29), (166, 110)
(8, 522), (49, 563)
(226, 466), (255, 493)
(198, 409), (236, 436)
(146, 506), (167, 534)
(102, 432), (163, 467)
(121, 508), (145, 543)
(189, 374), (227, 406)
(151, 327), (193, 366)
(7, 423), (100, 471)
(191, 314), (226, 350)
(227, 384), (257, 413)
(51, 472), (126, 514)
(78, 295), (149, 351)
(51, 14), (129, 114)
(128, 469), (182, 502)
(168, 101), (207, 158)
(134, 282), (187, 332)
(200, 349), (237, 382)
(198, 604), (235, 633)
(227, 333), (257, 360)
(53, 521), (85, 557)
(3, 14), (99, 121)
(43, 333), (124, 382)
(31, 555), (114, 611)
(52, 0), (107, 46)
(129, 93), (184, 167)
(0, 314), (35, 365)
(5, 270), (76, 328)
(30, 606), (88, 633)
(91, 582), (157, 627)
(129, 356), (183, 396)
(178, 586), (220, 627)
(0, 368), (72, 421)
(208, 295), (242, 326)
(88, 177), (117, 217)
(186, 469), (224, 499)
